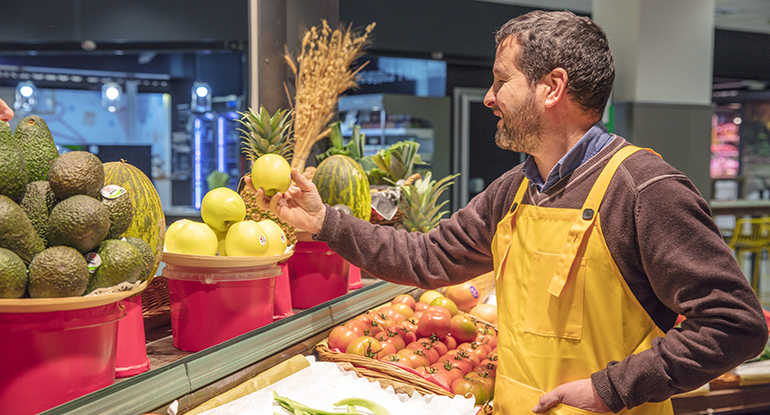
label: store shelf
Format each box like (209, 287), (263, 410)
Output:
(40, 281), (414, 415)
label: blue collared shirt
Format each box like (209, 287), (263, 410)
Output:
(521, 121), (614, 192)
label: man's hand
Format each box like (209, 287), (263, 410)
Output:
(532, 379), (611, 413)
(246, 168), (327, 234)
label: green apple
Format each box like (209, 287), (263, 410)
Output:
(169, 221), (218, 256)
(225, 220), (270, 257)
(257, 219), (288, 256)
(251, 154), (292, 196)
(164, 219), (190, 252)
(201, 187), (246, 233)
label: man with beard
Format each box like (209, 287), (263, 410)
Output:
(247, 10), (768, 414)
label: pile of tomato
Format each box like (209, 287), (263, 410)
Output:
(327, 292), (497, 406)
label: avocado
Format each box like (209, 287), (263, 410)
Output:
(0, 247), (28, 298)
(18, 181), (59, 242)
(0, 121), (29, 200)
(14, 115), (60, 182)
(48, 195), (111, 254)
(48, 151), (104, 199)
(28, 245), (89, 298)
(0, 195), (45, 264)
(87, 239), (143, 292)
(123, 236), (154, 281)
(101, 185), (134, 239)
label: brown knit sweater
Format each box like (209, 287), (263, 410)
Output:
(314, 136), (769, 411)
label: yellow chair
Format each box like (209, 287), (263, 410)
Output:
(727, 216), (770, 292)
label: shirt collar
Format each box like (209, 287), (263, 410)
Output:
(521, 121), (613, 192)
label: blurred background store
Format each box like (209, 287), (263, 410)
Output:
(1, 0), (770, 306)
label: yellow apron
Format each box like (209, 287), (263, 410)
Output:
(491, 146), (672, 414)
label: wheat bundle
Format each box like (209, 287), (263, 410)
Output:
(284, 20), (375, 173)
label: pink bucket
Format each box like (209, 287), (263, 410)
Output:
(273, 263), (294, 321)
(163, 264), (276, 352)
(0, 302), (126, 415)
(348, 264), (363, 290)
(115, 295), (150, 378)
(287, 241), (349, 309)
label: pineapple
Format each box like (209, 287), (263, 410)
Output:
(237, 106), (297, 246)
(399, 172), (459, 233)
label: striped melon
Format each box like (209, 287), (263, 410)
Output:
(312, 155), (371, 221)
(103, 161), (165, 282)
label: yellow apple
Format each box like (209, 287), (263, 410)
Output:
(251, 154), (291, 196)
(214, 229), (228, 256)
(170, 221), (218, 256)
(164, 219), (190, 252)
(225, 220), (270, 257)
(257, 219), (287, 256)
(201, 187), (246, 233)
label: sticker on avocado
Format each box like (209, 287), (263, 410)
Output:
(85, 252), (102, 273)
(101, 185), (127, 199)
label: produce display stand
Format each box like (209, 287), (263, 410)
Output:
(35, 280), (414, 415)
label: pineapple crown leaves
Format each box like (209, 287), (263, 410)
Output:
(399, 172), (460, 233)
(237, 105), (294, 161)
(369, 141), (423, 185)
(316, 122), (368, 164)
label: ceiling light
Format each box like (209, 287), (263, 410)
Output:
(14, 80), (38, 111)
(101, 81), (123, 113)
(192, 82), (212, 113)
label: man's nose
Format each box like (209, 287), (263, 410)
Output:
(483, 86), (495, 108)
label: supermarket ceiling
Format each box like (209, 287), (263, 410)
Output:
(476, 0), (770, 35)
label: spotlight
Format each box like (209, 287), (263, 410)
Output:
(191, 82), (212, 113)
(101, 82), (123, 113)
(14, 81), (38, 111)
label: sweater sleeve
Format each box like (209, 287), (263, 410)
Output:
(593, 174), (769, 411)
(314, 171), (519, 289)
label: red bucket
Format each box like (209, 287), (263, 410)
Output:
(273, 263), (294, 321)
(115, 295), (150, 378)
(287, 241), (349, 309)
(163, 264), (277, 352)
(0, 302), (126, 415)
(348, 264), (363, 290)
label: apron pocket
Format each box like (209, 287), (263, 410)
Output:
(524, 251), (586, 340)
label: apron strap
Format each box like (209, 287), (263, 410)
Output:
(549, 145), (651, 297)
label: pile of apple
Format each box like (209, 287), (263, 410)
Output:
(164, 187), (288, 257)
(327, 291), (498, 406)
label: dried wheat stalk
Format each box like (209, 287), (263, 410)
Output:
(284, 20), (375, 173)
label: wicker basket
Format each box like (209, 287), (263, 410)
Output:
(316, 343), (493, 413)
(141, 276), (170, 319)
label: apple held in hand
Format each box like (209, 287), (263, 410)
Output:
(201, 187), (246, 233)
(251, 154), (291, 196)
(225, 220), (270, 257)
(169, 221), (218, 256)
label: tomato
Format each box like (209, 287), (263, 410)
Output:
(392, 322), (417, 345)
(438, 353), (474, 374)
(328, 326), (359, 352)
(346, 336), (382, 358)
(419, 290), (444, 305)
(474, 359), (498, 378)
(411, 311), (423, 323)
(430, 296), (459, 316)
(376, 329), (406, 351)
(487, 350), (498, 361)
(451, 376), (491, 405)
(429, 338), (448, 356)
(363, 320), (384, 337)
(377, 341), (396, 358)
(397, 348), (430, 368)
(390, 302), (414, 319)
(415, 365), (438, 377)
(450, 314), (479, 343)
(344, 319), (367, 337)
(469, 303), (498, 325)
(376, 306), (405, 323)
(430, 360), (464, 384)
(392, 294), (416, 309)
(425, 305), (452, 318)
(458, 341), (491, 361)
(417, 310), (452, 339)
(357, 313), (375, 327)
(466, 371), (495, 400)
(440, 334), (458, 351)
(460, 350), (481, 367)
(414, 301), (429, 312)
(406, 340), (439, 364)
(380, 353), (414, 368)
(475, 332), (497, 350)
(445, 282), (481, 313)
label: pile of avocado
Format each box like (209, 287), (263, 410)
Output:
(0, 116), (154, 299)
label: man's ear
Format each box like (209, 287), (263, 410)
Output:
(542, 68), (568, 108)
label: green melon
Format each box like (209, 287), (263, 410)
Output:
(103, 161), (165, 283)
(312, 155), (371, 221)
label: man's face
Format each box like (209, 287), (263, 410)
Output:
(484, 40), (544, 154)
